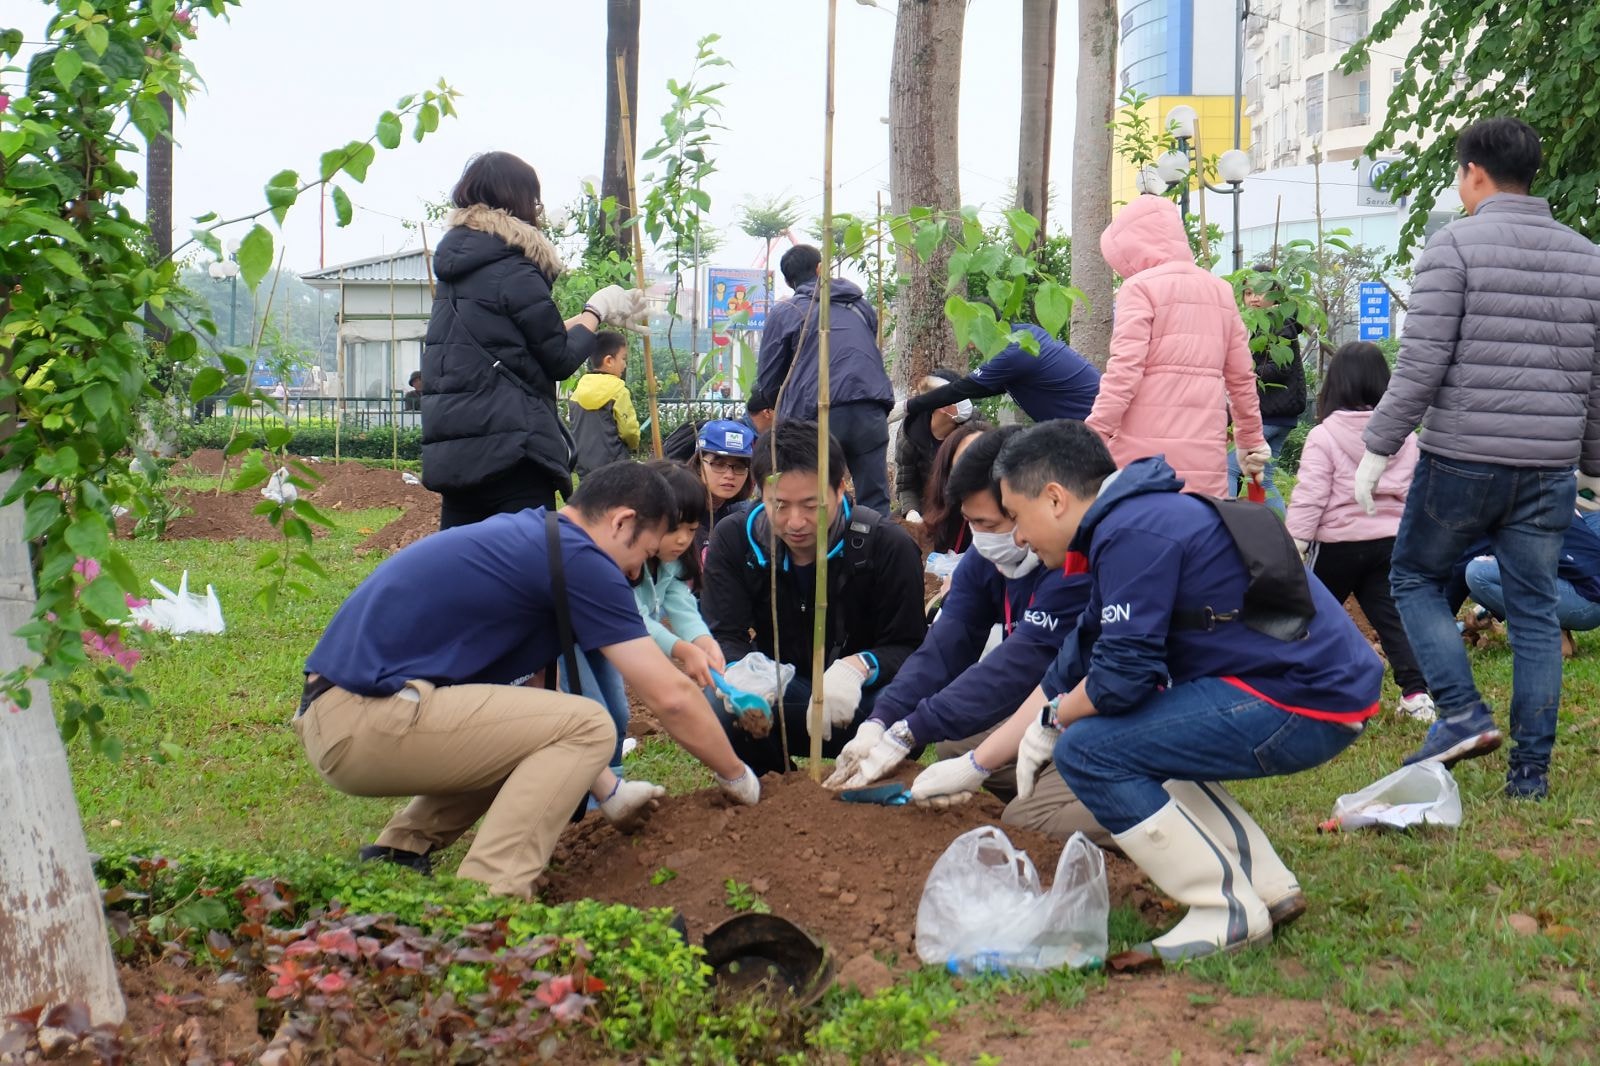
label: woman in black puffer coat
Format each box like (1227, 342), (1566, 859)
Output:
(421, 151), (644, 528)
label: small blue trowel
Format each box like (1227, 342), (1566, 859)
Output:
(837, 783), (911, 806)
(711, 669), (771, 720)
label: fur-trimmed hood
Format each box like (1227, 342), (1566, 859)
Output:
(436, 204), (565, 281)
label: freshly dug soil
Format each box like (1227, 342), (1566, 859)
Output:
(309, 463), (436, 513)
(1344, 597), (1386, 661)
(116, 489), (328, 542)
(546, 772), (1157, 960)
(175, 448), (229, 477)
(119, 960), (267, 1063)
(357, 504), (439, 555)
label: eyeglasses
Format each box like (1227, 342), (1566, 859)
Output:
(701, 455), (749, 473)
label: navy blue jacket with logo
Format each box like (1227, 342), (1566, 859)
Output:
(753, 279), (893, 418)
(869, 548), (1089, 743)
(1041, 458), (1382, 721)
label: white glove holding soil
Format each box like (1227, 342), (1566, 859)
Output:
(910, 752), (990, 809)
(716, 763), (761, 806)
(1238, 443), (1273, 483)
(584, 285), (649, 334)
(821, 658), (868, 740)
(1015, 715), (1062, 802)
(830, 722), (912, 790)
(598, 779), (665, 831)
(1352, 450), (1391, 516)
(824, 720), (885, 789)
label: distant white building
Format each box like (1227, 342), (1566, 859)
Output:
(301, 250), (433, 399)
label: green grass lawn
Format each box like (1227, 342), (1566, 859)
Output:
(67, 494), (1600, 1063)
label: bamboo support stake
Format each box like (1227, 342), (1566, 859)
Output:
(808, 0), (839, 779)
(875, 189), (885, 348)
(616, 52), (663, 458)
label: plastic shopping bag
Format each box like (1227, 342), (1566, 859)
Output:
(1324, 762), (1461, 831)
(718, 653), (795, 739)
(916, 828), (1108, 974)
(262, 466), (298, 506)
(128, 571), (226, 636)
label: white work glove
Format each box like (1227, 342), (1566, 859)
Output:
(715, 763), (761, 806)
(829, 721), (912, 791)
(820, 658), (868, 740)
(1238, 443), (1273, 483)
(598, 778), (666, 831)
(888, 400), (907, 424)
(910, 751), (990, 809)
(1293, 538), (1310, 560)
(1578, 473), (1600, 513)
(823, 720), (886, 789)
(1014, 715), (1063, 802)
(584, 285), (649, 334)
(1352, 450), (1391, 516)
(904, 509), (923, 525)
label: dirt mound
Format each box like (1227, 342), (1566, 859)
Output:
(176, 448), (229, 477)
(119, 960), (267, 1063)
(309, 462), (437, 512)
(546, 773), (1154, 959)
(357, 504), (439, 555)
(117, 489), (330, 542)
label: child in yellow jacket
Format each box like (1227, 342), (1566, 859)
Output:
(568, 330), (640, 475)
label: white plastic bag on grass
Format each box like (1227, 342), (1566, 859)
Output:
(128, 571), (225, 636)
(916, 828), (1108, 973)
(1328, 762), (1460, 831)
(262, 466), (297, 506)
(720, 652), (794, 709)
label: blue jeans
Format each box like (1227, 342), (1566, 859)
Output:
(1465, 558), (1600, 632)
(1055, 677), (1363, 834)
(560, 650), (629, 768)
(1226, 422), (1294, 515)
(1391, 454), (1575, 771)
(705, 673), (879, 776)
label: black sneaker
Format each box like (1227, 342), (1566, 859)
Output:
(358, 844), (433, 875)
(1504, 767), (1549, 801)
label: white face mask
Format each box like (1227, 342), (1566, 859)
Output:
(970, 529), (1040, 578)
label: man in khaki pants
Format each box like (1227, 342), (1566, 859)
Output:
(297, 463), (760, 898)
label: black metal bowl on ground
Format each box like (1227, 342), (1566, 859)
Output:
(702, 913), (834, 1007)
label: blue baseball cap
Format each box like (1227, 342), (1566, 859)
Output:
(696, 419), (753, 458)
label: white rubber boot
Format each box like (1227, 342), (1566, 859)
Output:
(1165, 780), (1306, 929)
(1113, 798), (1273, 961)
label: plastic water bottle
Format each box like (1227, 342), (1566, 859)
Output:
(946, 947), (1103, 976)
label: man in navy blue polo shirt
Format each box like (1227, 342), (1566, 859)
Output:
(297, 463), (758, 898)
(895, 320), (1101, 429)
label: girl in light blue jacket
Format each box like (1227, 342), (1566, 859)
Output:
(634, 461), (726, 685)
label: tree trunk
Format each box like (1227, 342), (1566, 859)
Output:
(0, 474), (124, 1023)
(889, 0), (964, 391)
(602, 0), (641, 251)
(1068, 0), (1117, 369)
(1015, 0), (1058, 240)
(144, 92), (174, 390)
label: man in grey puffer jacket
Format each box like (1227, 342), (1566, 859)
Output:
(1354, 117), (1600, 800)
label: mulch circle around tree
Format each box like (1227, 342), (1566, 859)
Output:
(545, 771), (1161, 963)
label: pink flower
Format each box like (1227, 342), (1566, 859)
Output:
(0, 95), (10, 113)
(83, 629), (139, 672)
(126, 594), (150, 609)
(73, 557), (101, 581)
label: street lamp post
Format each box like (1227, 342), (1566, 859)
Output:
(207, 239), (241, 345)
(1144, 107), (1252, 272)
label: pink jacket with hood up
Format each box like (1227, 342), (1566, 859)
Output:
(1285, 408), (1419, 544)
(1087, 195), (1265, 497)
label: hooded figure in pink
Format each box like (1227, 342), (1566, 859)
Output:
(1087, 195), (1267, 497)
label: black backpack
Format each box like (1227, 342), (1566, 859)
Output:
(1173, 496), (1316, 642)
(662, 420), (703, 463)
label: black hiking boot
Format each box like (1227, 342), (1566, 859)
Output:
(358, 844), (432, 875)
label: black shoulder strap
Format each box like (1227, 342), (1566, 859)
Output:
(449, 297), (539, 400)
(843, 505), (882, 572)
(1174, 496), (1316, 642)
(545, 510), (583, 696)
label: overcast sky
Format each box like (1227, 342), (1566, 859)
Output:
(7, 0), (1080, 277)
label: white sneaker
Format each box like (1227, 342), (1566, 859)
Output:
(1397, 691), (1437, 723)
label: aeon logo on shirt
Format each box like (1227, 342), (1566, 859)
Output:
(1022, 609), (1058, 631)
(1101, 602), (1132, 624)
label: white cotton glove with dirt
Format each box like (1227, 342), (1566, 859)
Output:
(598, 779), (666, 831)
(1294, 538), (1311, 560)
(820, 659), (867, 740)
(1238, 444), (1273, 483)
(584, 285), (649, 334)
(716, 763), (761, 806)
(910, 752), (990, 809)
(824, 720), (886, 789)
(1014, 716), (1063, 802)
(888, 400), (907, 424)
(904, 510), (923, 525)
(829, 722), (912, 790)
(1353, 450), (1391, 516)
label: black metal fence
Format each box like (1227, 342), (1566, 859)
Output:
(186, 396), (748, 437)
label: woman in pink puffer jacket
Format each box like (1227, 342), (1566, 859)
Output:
(1087, 195), (1266, 497)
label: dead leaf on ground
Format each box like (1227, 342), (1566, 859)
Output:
(1107, 949), (1164, 974)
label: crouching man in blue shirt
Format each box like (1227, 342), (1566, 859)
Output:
(912, 422), (1382, 960)
(298, 463), (759, 898)
(822, 425), (1109, 845)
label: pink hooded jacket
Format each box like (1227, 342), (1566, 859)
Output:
(1285, 409), (1419, 544)
(1087, 196), (1265, 497)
